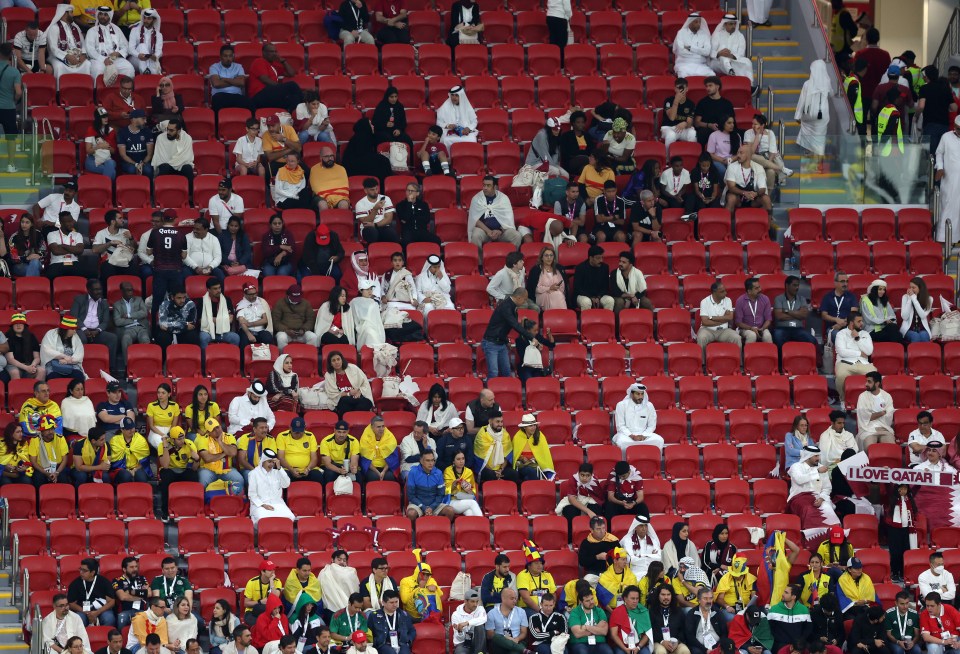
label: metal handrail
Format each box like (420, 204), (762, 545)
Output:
(30, 604), (42, 654)
(0, 498), (7, 567)
(808, 0), (857, 134)
(766, 87), (774, 122)
(30, 119), (37, 186)
(778, 120), (786, 160)
(10, 533), (19, 605)
(20, 85), (27, 142)
(755, 57), (764, 97)
(19, 566), (29, 621)
(934, 9), (960, 81)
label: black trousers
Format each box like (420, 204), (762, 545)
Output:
(378, 25), (410, 44)
(887, 525), (910, 577)
(159, 467), (199, 514)
(154, 327), (201, 349)
(479, 467), (519, 484)
(212, 93), (254, 114)
(603, 500), (650, 521)
(334, 395), (374, 417)
(361, 224), (401, 244)
(252, 82), (304, 113)
(546, 16), (568, 62)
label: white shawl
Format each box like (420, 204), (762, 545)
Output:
(382, 268), (419, 307)
(364, 575), (396, 612)
(200, 293), (232, 339)
(352, 252), (382, 299)
(40, 329), (85, 367)
(317, 564), (360, 613)
(416, 401), (459, 431)
(467, 190), (516, 236)
(436, 88), (478, 131)
(315, 303), (357, 344)
(272, 355), (295, 388)
(46, 5), (84, 60)
(621, 520), (662, 578)
(323, 363), (373, 403)
(350, 297), (386, 349)
(127, 12), (163, 58)
(796, 60), (833, 120)
(544, 218), (576, 250)
(612, 266), (647, 296)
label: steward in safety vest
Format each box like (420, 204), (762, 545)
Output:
(877, 87), (905, 156)
(844, 58), (868, 135)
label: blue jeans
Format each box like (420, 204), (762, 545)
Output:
(120, 161), (154, 177)
(924, 122), (949, 156)
(199, 331), (241, 348)
(712, 161), (728, 178)
(46, 361), (84, 380)
(904, 328), (930, 343)
(117, 609), (140, 629)
(772, 326), (820, 350)
(78, 609), (117, 626)
(86, 155), (117, 180)
(570, 643), (613, 654)
(925, 646), (960, 654)
(481, 339), (511, 379)
(198, 467), (244, 492)
(0, 0), (37, 9)
(889, 643), (921, 654)
(262, 262), (294, 277)
(12, 259), (42, 277)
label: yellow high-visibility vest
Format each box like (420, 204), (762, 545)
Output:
(844, 75), (863, 124)
(877, 105), (904, 156)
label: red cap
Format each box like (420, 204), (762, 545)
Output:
(315, 224), (331, 244)
(243, 281), (257, 292)
(265, 115), (280, 127)
(260, 560), (276, 572)
(829, 524), (844, 544)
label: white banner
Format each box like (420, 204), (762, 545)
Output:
(845, 465), (959, 487)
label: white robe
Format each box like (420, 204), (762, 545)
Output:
(786, 461), (833, 503)
(620, 522), (662, 578)
(350, 296), (386, 349)
(414, 261), (453, 320)
(936, 131), (960, 242)
(85, 18), (135, 80)
(436, 89), (479, 152)
(41, 611), (92, 654)
(248, 460), (295, 524)
(381, 268), (419, 312)
(613, 387), (664, 454)
(46, 8), (92, 80)
(127, 18), (164, 75)
(745, 0), (772, 24)
(673, 18), (714, 78)
(314, 303), (357, 345)
(854, 389), (894, 447)
(467, 190), (516, 237)
(710, 23), (753, 84)
(795, 60), (832, 156)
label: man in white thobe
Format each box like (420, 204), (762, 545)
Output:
(935, 116), (960, 244)
(85, 6), (135, 81)
(613, 383), (665, 455)
(248, 448), (295, 525)
(854, 371), (895, 449)
(787, 445), (840, 537)
(467, 176), (523, 250)
(227, 381), (277, 435)
(620, 515), (661, 578)
(45, 4), (91, 80)
(673, 14), (713, 78)
(127, 9), (163, 75)
(711, 14), (753, 84)
(746, 0), (773, 26)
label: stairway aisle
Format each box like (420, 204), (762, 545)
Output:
(0, 572), (28, 654)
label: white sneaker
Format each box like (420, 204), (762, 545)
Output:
(680, 212), (697, 223)
(5, 165), (15, 173)
(782, 166), (794, 177)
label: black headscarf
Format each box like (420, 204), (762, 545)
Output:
(343, 118), (392, 180)
(669, 522), (688, 555)
(372, 86), (407, 137)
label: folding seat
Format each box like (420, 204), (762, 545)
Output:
(663, 443), (699, 479)
(112, 174), (152, 211)
(785, 207), (823, 242)
(670, 241), (706, 276)
(486, 142), (521, 176)
(748, 477), (787, 515)
(823, 207), (859, 241)
(624, 10), (659, 44)
(1, 485), (36, 521)
(898, 208), (933, 241)
(396, 342), (434, 379)
(928, 273), (957, 304)
(719, 513), (762, 551)
(469, 82), (502, 113)
(659, 10), (688, 41)
(733, 209), (770, 242)
(591, 342), (627, 378)
(675, 478), (711, 516)
(586, 445), (621, 479)
(331, 516), (372, 552)
(717, 376), (751, 410)
(416, 43), (452, 77)
(49, 519), (86, 556)
(452, 44), (488, 77)
(432, 343), (471, 379)
(688, 408), (724, 446)
(50, 276), (86, 312)
(57, 73), (93, 107)
(164, 343), (202, 380)
(501, 75), (536, 110)
(521, 377), (559, 411)
(562, 43), (597, 77)
(488, 377), (522, 411)
(449, 142), (484, 176)
(902, 241), (941, 276)
(571, 310), (615, 347)
(838, 513), (880, 549)
(167, 481), (205, 520)
(521, 480), (557, 516)
(492, 515), (529, 550)
(792, 374), (828, 409)
(76, 175), (112, 210)
(510, 108), (546, 144)
(742, 240), (781, 275)
(23, 72), (57, 108)
(550, 444), (584, 480)
(351, 74), (386, 110)
(639, 275), (676, 310)
(665, 342), (702, 377)
(535, 75), (571, 110)
(77, 484), (115, 521)
(678, 375), (713, 410)
(21, 556), (57, 591)
(857, 207), (895, 242)
(558, 375), (597, 411)
(707, 241), (744, 275)
(588, 12), (624, 46)
(463, 551), (497, 584)
(763, 513), (801, 546)
(40, 140), (75, 177)
(740, 443), (777, 480)
(514, 10), (547, 43)
(642, 478), (673, 514)
(694, 208), (731, 242)
(453, 515), (491, 551)
(89, 519), (127, 556)
(628, 342), (664, 378)
(407, 10), (442, 43)
(39, 484), (75, 521)
(632, 141), (666, 171)
(12, 519), (47, 556)
(173, 516), (215, 555)
(324, 480), (361, 517)
(199, 343), (240, 380)
(834, 240), (871, 275)
(569, 408), (609, 446)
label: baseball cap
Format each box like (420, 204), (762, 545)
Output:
(847, 557), (863, 569)
(287, 284), (303, 300)
(121, 417), (136, 430)
(260, 560), (277, 572)
(350, 631), (367, 644)
(106, 381), (122, 393)
(291, 417), (306, 433)
(243, 281), (257, 293)
(888, 64), (901, 75)
(63, 180), (78, 190)
(315, 224), (331, 244)
(169, 426), (185, 439)
(464, 589), (481, 600)
(335, 420), (350, 431)
(130, 109), (146, 119)
(449, 417), (464, 428)
(218, 178), (232, 189)
(204, 417), (221, 432)
(265, 115), (280, 127)
(829, 524), (845, 544)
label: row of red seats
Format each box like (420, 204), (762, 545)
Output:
(800, 239), (942, 276)
(789, 206), (933, 243)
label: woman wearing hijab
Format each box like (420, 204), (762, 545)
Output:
(701, 524), (737, 584)
(673, 14), (713, 78)
(795, 60), (832, 158)
(787, 445), (841, 548)
(274, 153), (313, 210)
(343, 119), (393, 183)
(446, 0), (483, 47)
(661, 522), (699, 577)
(252, 594), (290, 650)
(248, 449), (295, 525)
(151, 76), (185, 127)
(341, 251), (382, 300)
(372, 87), (414, 151)
(315, 287), (356, 346)
(620, 515), (661, 579)
(267, 354), (299, 413)
(414, 255), (453, 320)
(525, 118), (568, 178)
(416, 384), (459, 438)
(436, 86), (479, 153)
(710, 14), (753, 83)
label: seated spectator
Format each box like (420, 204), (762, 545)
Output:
(727, 606), (772, 654)
(208, 179), (245, 233)
(127, 10), (162, 75)
(697, 281), (741, 351)
(836, 559), (876, 619)
(784, 415), (812, 470)
(714, 558), (757, 623)
(820, 271), (858, 346)
(485, 589), (528, 654)
(605, 461), (648, 521)
(474, 410), (518, 483)
(233, 120), (266, 178)
(810, 594), (845, 650)
(648, 585), (686, 652)
(661, 78), (697, 149)
(694, 76), (735, 146)
(250, 592), (287, 649)
(834, 314), (876, 405)
(574, 246), (614, 310)
(314, 286), (354, 346)
(302, 225), (345, 282)
(274, 153), (314, 210)
(343, 119), (393, 183)
(787, 445), (840, 544)
(373, 87), (414, 152)
(707, 116), (739, 178)
(560, 469), (606, 547)
(236, 417), (276, 484)
(578, 151), (616, 202)
(773, 275), (819, 351)
(248, 43), (303, 113)
(234, 285), (272, 350)
(405, 450), (453, 520)
(219, 217), (254, 278)
(452, 590), (488, 654)
(248, 448), (295, 525)
(443, 450), (482, 517)
(559, 111), (595, 176)
(684, 588), (727, 654)
(514, 318), (554, 383)
(13, 22), (50, 75)
(909, 412), (944, 465)
(20, 380), (61, 440)
(113, 556), (150, 629)
(265, 353), (298, 412)
(329, 593), (369, 644)
(709, 14), (753, 82)
(356, 178), (400, 244)
(673, 14), (712, 78)
(9, 213), (45, 277)
(273, 284), (319, 351)
(855, 372), (895, 448)
(399, 421), (436, 478)
(167, 598), (199, 653)
(629, 190), (664, 243)
(260, 214), (296, 277)
(568, 582), (612, 654)
(437, 86), (480, 155)
(152, 119), (194, 184)
(68, 558), (117, 626)
(744, 114), (792, 189)
(295, 90), (337, 145)
(302, 628), (332, 654)
(6, 313), (42, 381)
(95, 374), (131, 426)
(488, 251), (533, 307)
(529, 593), (567, 654)
(319, 552), (363, 617)
(921, 591), (960, 654)
(85, 108), (117, 180)
(227, 381), (276, 436)
(601, 118), (636, 175)
(262, 116), (302, 177)
(885, 591), (921, 654)
(150, 558), (194, 607)
(511, 414), (554, 481)
(446, 0), (483, 47)
(276, 417), (320, 482)
(901, 277), (934, 343)
(93, 211), (137, 286)
(310, 145), (351, 210)
(110, 417), (151, 482)
(414, 255), (452, 319)
(369, 590), (415, 654)
(468, 176), (522, 249)
(33, 180), (80, 232)
(71, 426), (115, 485)
(183, 218), (222, 281)
(860, 279), (901, 342)
(41, 316), (85, 381)
(95, 629), (132, 654)
(151, 77), (186, 128)
(45, 7), (90, 80)
(662, 524), (700, 581)
(85, 7), (133, 80)
(339, 0), (375, 44)
(526, 119), (567, 178)
(613, 383), (663, 455)
(198, 278), (239, 347)
(196, 418), (244, 491)
(554, 182), (587, 240)
(318, 420), (360, 484)
(324, 350), (374, 417)
(358, 416), (399, 483)
(525, 248), (566, 312)
(210, 608), (243, 654)
(112, 284), (149, 380)
(734, 277), (773, 344)
(797, 553), (831, 609)
(137, 210), (163, 279)
(42, 595), (92, 654)
(0, 422), (30, 486)
(598, 549), (638, 610)
(659, 156), (694, 211)
(158, 426), (199, 517)
(611, 251), (653, 312)
(687, 151), (724, 219)
(919, 553), (957, 611)
(593, 180), (628, 243)
(155, 288), (200, 349)
(209, 45), (253, 114)
(45, 213), (85, 279)
(435, 418), (469, 471)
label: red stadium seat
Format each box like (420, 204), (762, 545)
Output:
(482, 10), (515, 43)
(521, 480), (557, 516)
(551, 444), (584, 480)
(663, 444), (698, 479)
(741, 343), (778, 377)
(752, 478), (788, 515)
(618, 308), (654, 343)
(563, 376), (600, 411)
(675, 478), (711, 515)
(788, 208), (823, 241)
(671, 241), (706, 276)
(624, 11), (659, 44)
(792, 374), (829, 409)
(642, 479), (673, 514)
(741, 444), (778, 480)
(516, 11), (548, 43)
(454, 516), (491, 551)
(824, 208), (859, 241)
(898, 208), (933, 241)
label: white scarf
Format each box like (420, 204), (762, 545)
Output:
(201, 293), (232, 338)
(317, 564), (360, 613)
(272, 355), (295, 387)
(365, 574), (396, 612)
(613, 267), (646, 296)
(383, 268), (417, 305)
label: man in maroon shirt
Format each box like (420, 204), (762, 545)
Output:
(871, 65), (914, 132)
(373, 0), (410, 44)
(247, 42), (303, 113)
(852, 28), (891, 126)
(146, 209), (186, 324)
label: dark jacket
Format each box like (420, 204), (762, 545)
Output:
(573, 261), (610, 299)
(368, 608), (416, 654)
(150, 93), (186, 126)
(480, 570), (516, 608)
(71, 295), (111, 332)
(261, 228), (296, 265)
(649, 604), (687, 644)
(558, 130), (595, 171)
(848, 613), (884, 649)
(338, 0), (370, 32)
(446, 1), (482, 45)
(435, 432), (474, 471)
(301, 231), (345, 275)
(767, 603), (813, 653)
(464, 398), (501, 433)
(683, 607), (728, 654)
(218, 230), (253, 268)
(577, 538), (618, 576)
(372, 101), (408, 141)
(810, 605), (846, 648)
(482, 297), (535, 345)
(396, 199), (434, 238)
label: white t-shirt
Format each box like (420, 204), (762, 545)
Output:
(232, 136), (263, 166)
(47, 228), (84, 265)
(37, 194), (81, 228)
(724, 161), (768, 191)
(603, 131), (636, 159)
(13, 30), (47, 65)
(207, 192), (245, 231)
(743, 129), (779, 155)
(355, 194), (395, 225)
(295, 102), (330, 137)
(93, 227), (129, 256)
(907, 428), (944, 465)
(699, 294), (733, 330)
(659, 168), (691, 198)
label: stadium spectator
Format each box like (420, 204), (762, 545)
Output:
(373, 87), (414, 152)
(45, 214), (86, 279)
(356, 179), (400, 244)
(251, 593), (289, 648)
(601, 118), (636, 175)
(598, 549), (638, 610)
(884, 591), (921, 654)
(150, 77), (186, 128)
(314, 287), (353, 346)
(836, 558), (876, 618)
(155, 288), (200, 349)
(919, 66), (953, 155)
(93, 211), (136, 284)
(919, 552), (957, 605)
(834, 313), (876, 404)
(399, 421), (436, 478)
(302, 225), (345, 282)
(273, 284), (319, 351)
(196, 278), (238, 347)
(338, 0), (374, 44)
(273, 153), (313, 210)
(33, 180), (80, 231)
(700, 524), (736, 585)
(787, 445), (838, 538)
(908, 411), (943, 465)
(234, 282), (272, 349)
(15, 378), (55, 441)
(464, 389), (500, 435)
(85, 7), (132, 81)
(152, 119), (194, 185)
(524, 248), (566, 312)
(900, 277), (934, 342)
(95, 629), (131, 654)
(620, 516), (661, 579)
(468, 176), (521, 249)
(811, 594), (845, 649)
(683, 588), (726, 654)
(920, 592), (960, 654)
(41, 315), (86, 381)
(195, 416), (243, 491)
(127, 10), (162, 75)
(68, 558), (117, 626)
(110, 417), (150, 482)
(274, 417), (319, 482)
(555, 182), (588, 240)
(611, 251), (652, 312)
(265, 355), (297, 413)
(628, 190), (664, 242)
(369, 590), (414, 654)
(916, 441), (960, 529)
(525, 119), (566, 178)
(360, 558), (398, 614)
(710, 14), (752, 83)
(860, 279), (901, 343)
(357, 416), (398, 483)
(71, 426), (114, 485)
(113, 283), (150, 378)
(485, 588), (528, 654)
(592, 180), (628, 244)
(211, 611), (244, 654)
(574, 513), (617, 576)
(795, 61), (832, 160)
(233, 120), (266, 178)
(817, 525), (855, 574)
(935, 117), (960, 244)
(574, 246), (614, 310)
(9, 214), (46, 277)
(658, 156), (693, 211)
(13, 21), (49, 75)
(72, 279), (119, 374)
(46, 6), (90, 79)
(706, 116), (739, 178)
(453, 589), (488, 654)
(734, 277), (773, 344)
(588, 100), (632, 143)
(662, 523), (699, 578)
(445, 0), (483, 45)
(820, 271), (858, 346)
(474, 410), (518, 483)
(324, 351), (374, 417)
(405, 450), (453, 520)
(784, 415), (812, 469)
(608, 585), (651, 654)
(578, 152), (615, 202)
(248, 447), (295, 525)
(440, 450), (480, 517)
(248, 43), (303, 113)
(4, 313), (40, 383)
(310, 145), (351, 210)
(157, 426), (199, 514)
(295, 90), (336, 145)
(167, 598), (199, 653)
(852, 29), (891, 117)
(343, 119), (394, 182)
(208, 179), (245, 233)
(661, 79), (697, 150)
(481, 289), (537, 379)
(488, 251), (532, 305)
(83, 108), (118, 180)
(744, 114), (792, 187)
(0, 422), (29, 485)
(673, 14), (712, 79)
(848, 605), (887, 654)
(437, 418), (470, 471)
(767, 584), (811, 651)
(613, 381), (663, 454)
(236, 417), (275, 483)
(648, 585), (687, 654)
(511, 414), (554, 480)
(694, 77), (735, 146)
(855, 371), (895, 448)
(697, 281), (741, 351)
(796, 553), (831, 609)
(559, 111), (595, 176)
(43, 595), (93, 654)
(262, 116), (302, 178)
(724, 145), (772, 222)
(208, 45), (253, 113)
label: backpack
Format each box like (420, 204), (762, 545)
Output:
(541, 177), (568, 206)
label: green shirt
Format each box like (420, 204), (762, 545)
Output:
(569, 605), (607, 645)
(0, 63), (21, 111)
(884, 606), (919, 640)
(150, 574), (193, 600)
(329, 608), (369, 640)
